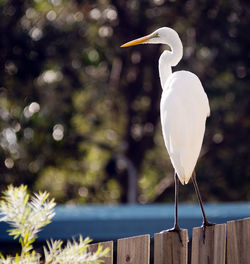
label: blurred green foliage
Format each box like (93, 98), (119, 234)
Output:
(0, 0), (249, 204)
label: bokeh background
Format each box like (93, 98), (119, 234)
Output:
(0, 0), (249, 205)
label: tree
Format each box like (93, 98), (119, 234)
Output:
(0, 0), (249, 204)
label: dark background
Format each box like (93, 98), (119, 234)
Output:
(0, 0), (250, 205)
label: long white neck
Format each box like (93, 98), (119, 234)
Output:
(158, 30), (183, 89)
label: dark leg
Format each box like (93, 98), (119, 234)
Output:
(192, 172), (214, 242)
(166, 172), (183, 245)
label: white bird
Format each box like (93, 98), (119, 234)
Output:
(121, 27), (213, 241)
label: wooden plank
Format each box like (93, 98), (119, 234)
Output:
(117, 234), (150, 264)
(88, 241), (113, 264)
(227, 217), (250, 264)
(191, 224), (226, 264)
(154, 229), (189, 264)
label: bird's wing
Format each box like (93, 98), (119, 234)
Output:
(160, 71), (210, 184)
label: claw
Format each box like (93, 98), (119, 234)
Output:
(201, 220), (215, 243)
(164, 224), (183, 246)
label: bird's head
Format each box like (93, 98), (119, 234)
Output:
(121, 27), (183, 67)
(121, 27), (176, 47)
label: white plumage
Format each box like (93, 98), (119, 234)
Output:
(121, 27), (210, 185)
(160, 71), (210, 184)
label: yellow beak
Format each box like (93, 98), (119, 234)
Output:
(120, 34), (153, 48)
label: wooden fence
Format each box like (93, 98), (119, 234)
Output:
(88, 217), (250, 264)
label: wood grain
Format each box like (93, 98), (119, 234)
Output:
(117, 234), (150, 264)
(191, 224), (226, 264)
(154, 229), (189, 264)
(88, 240), (113, 264)
(227, 217), (250, 264)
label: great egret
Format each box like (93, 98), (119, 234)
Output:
(121, 27), (213, 242)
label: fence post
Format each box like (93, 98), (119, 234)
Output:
(154, 229), (189, 264)
(191, 224), (226, 264)
(227, 217), (250, 264)
(117, 234), (150, 264)
(88, 241), (113, 264)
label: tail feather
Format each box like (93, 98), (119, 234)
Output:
(175, 168), (193, 185)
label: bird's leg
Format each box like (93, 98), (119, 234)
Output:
(166, 172), (183, 245)
(191, 172), (214, 243)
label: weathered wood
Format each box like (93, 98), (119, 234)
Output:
(191, 224), (226, 264)
(88, 241), (113, 264)
(117, 234), (150, 264)
(154, 229), (189, 264)
(227, 217), (250, 264)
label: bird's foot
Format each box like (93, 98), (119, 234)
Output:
(162, 224), (183, 246)
(201, 220), (215, 244)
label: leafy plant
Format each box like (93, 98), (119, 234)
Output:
(0, 185), (109, 264)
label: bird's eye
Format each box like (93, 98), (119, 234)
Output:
(152, 32), (159, 38)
